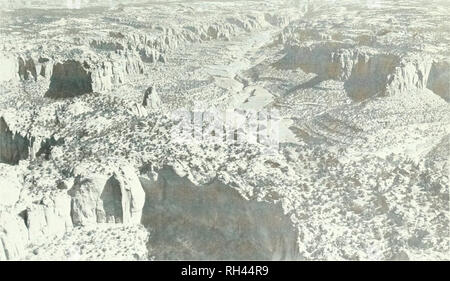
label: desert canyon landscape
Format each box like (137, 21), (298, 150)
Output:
(0, 0), (449, 260)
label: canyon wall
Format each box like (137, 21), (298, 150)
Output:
(140, 167), (300, 260)
(1, 13), (293, 98)
(282, 43), (448, 101)
(0, 117), (30, 165)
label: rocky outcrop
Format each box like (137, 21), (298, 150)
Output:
(90, 39), (125, 52)
(45, 52), (145, 97)
(18, 57), (38, 81)
(45, 60), (93, 98)
(225, 17), (261, 33)
(1, 162), (300, 260)
(0, 117), (30, 165)
(89, 52), (144, 93)
(427, 60), (450, 101)
(0, 192), (72, 260)
(139, 46), (158, 63)
(0, 212), (29, 260)
(281, 43), (446, 100)
(0, 54), (52, 81)
(345, 53), (401, 100)
(35, 135), (65, 160)
(21, 193), (73, 244)
(1, 162), (145, 260)
(280, 42), (354, 78)
(1, 51), (145, 96)
(0, 117), (69, 164)
(140, 166), (300, 260)
(142, 86), (161, 110)
(69, 165), (145, 226)
(0, 55), (53, 82)
(1, 163), (146, 260)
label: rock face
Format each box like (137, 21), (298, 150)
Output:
(21, 194), (73, 244)
(69, 165), (145, 226)
(3, 51), (145, 98)
(0, 193), (72, 260)
(142, 86), (161, 110)
(45, 60), (93, 98)
(44, 53), (146, 98)
(0, 54), (53, 83)
(89, 52), (145, 93)
(427, 60), (450, 101)
(140, 167), (300, 260)
(344, 53), (401, 100)
(1, 162), (299, 260)
(139, 46), (157, 63)
(0, 212), (29, 260)
(0, 117), (29, 165)
(18, 57), (38, 81)
(0, 162), (145, 260)
(281, 43), (448, 101)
